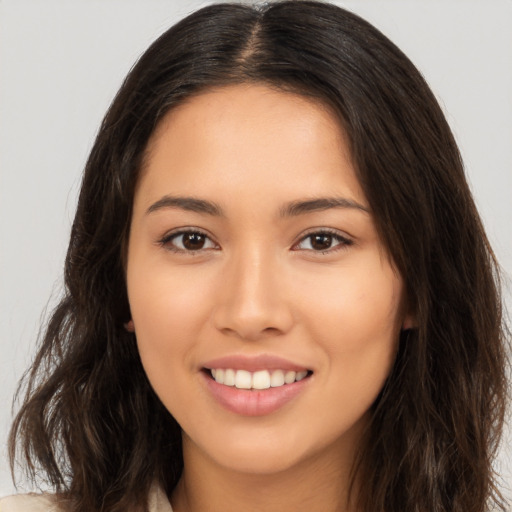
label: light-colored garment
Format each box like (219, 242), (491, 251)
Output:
(0, 485), (173, 512)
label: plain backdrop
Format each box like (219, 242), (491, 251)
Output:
(1, 0), (511, 499)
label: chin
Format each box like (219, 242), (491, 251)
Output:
(213, 445), (311, 476)
(182, 418), (362, 478)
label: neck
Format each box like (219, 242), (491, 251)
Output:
(170, 434), (362, 512)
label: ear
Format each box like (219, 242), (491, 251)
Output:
(124, 319), (135, 332)
(402, 312), (417, 331)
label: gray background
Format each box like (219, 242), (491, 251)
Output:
(1, 0), (511, 499)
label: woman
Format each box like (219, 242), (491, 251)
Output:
(2, 1), (509, 511)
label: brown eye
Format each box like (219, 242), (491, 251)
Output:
(182, 232), (206, 250)
(162, 231), (217, 252)
(294, 231), (353, 253)
(310, 234), (333, 251)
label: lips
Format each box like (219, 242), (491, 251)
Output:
(201, 354), (313, 416)
(202, 353), (310, 373)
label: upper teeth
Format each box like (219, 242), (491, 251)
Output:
(210, 368), (308, 390)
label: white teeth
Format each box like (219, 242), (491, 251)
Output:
(296, 370), (308, 381)
(270, 369), (285, 387)
(252, 370), (271, 390)
(214, 368), (224, 384)
(209, 368), (309, 389)
(284, 370), (296, 384)
(235, 370), (252, 389)
(224, 368), (236, 386)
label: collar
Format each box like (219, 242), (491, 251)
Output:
(148, 484), (174, 512)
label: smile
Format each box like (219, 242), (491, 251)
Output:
(202, 361), (313, 416)
(209, 368), (310, 390)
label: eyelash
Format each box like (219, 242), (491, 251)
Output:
(158, 228), (218, 254)
(292, 229), (354, 254)
(157, 228), (353, 255)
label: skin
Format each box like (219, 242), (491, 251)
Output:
(126, 84), (412, 512)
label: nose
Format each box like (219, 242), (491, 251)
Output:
(212, 249), (294, 341)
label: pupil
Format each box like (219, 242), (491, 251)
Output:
(183, 233), (205, 250)
(311, 234), (332, 250)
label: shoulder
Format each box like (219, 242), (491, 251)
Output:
(0, 486), (172, 512)
(0, 494), (64, 512)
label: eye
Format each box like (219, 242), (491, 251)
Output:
(294, 230), (353, 253)
(159, 230), (218, 252)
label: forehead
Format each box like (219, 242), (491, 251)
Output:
(136, 83), (365, 212)
(150, 83), (345, 146)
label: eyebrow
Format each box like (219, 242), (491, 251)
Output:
(146, 195), (224, 216)
(280, 197), (370, 217)
(145, 195), (369, 217)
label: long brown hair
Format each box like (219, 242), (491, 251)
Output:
(9, 2), (509, 511)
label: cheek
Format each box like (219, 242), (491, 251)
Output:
(126, 259), (216, 387)
(302, 257), (402, 383)
(127, 265), (218, 423)
(136, 274), (204, 325)
(305, 256), (401, 330)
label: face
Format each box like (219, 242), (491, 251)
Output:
(126, 84), (409, 476)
